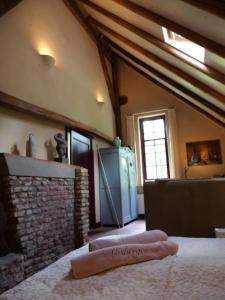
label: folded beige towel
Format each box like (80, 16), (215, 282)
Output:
(71, 240), (178, 279)
(89, 230), (168, 251)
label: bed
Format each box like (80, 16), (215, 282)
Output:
(0, 236), (225, 300)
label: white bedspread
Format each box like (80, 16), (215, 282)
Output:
(1, 237), (225, 300)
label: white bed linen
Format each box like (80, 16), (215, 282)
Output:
(0, 237), (225, 300)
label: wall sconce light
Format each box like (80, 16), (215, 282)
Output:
(40, 54), (55, 67)
(96, 97), (104, 104)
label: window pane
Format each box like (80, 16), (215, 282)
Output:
(145, 145), (155, 154)
(145, 140), (154, 146)
(155, 139), (165, 145)
(146, 153), (156, 166)
(143, 120), (154, 132)
(140, 115), (169, 180)
(153, 119), (165, 139)
(144, 132), (153, 140)
(155, 144), (166, 152)
(143, 121), (154, 140)
(146, 166), (157, 179)
(156, 152), (167, 165)
(157, 166), (168, 178)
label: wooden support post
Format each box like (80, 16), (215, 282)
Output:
(98, 42), (122, 137)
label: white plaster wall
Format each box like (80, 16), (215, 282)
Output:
(0, 106), (112, 223)
(0, 0), (116, 224)
(137, 194), (145, 215)
(0, 106), (64, 160)
(0, 0), (115, 138)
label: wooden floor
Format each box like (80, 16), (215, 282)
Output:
(88, 218), (146, 241)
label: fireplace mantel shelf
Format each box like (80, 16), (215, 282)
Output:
(0, 153), (76, 178)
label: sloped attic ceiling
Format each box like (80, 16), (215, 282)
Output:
(70, 0), (225, 128)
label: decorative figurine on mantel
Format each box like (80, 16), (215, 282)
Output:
(113, 136), (121, 147)
(54, 133), (68, 163)
(26, 134), (36, 158)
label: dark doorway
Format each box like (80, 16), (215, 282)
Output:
(69, 130), (96, 228)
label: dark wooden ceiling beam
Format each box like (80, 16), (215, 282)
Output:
(98, 40), (122, 137)
(98, 42), (122, 137)
(111, 0), (225, 59)
(89, 17), (225, 106)
(117, 55), (225, 129)
(118, 96), (128, 106)
(111, 53), (122, 137)
(78, 0), (225, 85)
(111, 54), (121, 109)
(63, 0), (98, 43)
(0, 91), (113, 143)
(180, 0), (225, 20)
(105, 38), (225, 119)
(97, 42), (117, 113)
(111, 52), (128, 107)
(0, 0), (22, 17)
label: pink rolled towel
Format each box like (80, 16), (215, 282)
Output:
(89, 230), (168, 251)
(71, 240), (178, 279)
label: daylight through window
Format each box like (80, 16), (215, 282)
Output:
(162, 27), (205, 63)
(139, 115), (170, 180)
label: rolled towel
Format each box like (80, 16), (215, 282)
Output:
(89, 230), (168, 251)
(71, 240), (178, 279)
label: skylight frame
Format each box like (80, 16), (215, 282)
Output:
(162, 27), (205, 63)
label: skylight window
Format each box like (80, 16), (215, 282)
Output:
(162, 27), (205, 63)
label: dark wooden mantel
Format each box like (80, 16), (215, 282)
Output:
(0, 153), (76, 178)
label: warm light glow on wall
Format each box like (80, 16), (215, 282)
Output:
(37, 42), (56, 66)
(37, 43), (54, 57)
(96, 97), (104, 103)
(96, 93), (104, 103)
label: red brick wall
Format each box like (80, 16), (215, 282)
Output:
(0, 166), (89, 291)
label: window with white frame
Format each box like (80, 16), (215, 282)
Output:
(139, 115), (170, 180)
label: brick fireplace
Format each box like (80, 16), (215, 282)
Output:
(0, 153), (89, 293)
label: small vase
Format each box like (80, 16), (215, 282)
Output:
(113, 136), (121, 147)
(27, 134), (36, 158)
